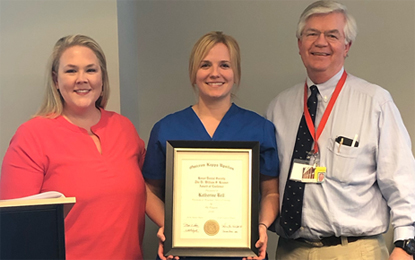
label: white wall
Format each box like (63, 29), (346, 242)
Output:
(0, 0), (121, 163)
(117, 0), (414, 259)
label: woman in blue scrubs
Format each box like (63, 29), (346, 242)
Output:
(143, 31), (279, 260)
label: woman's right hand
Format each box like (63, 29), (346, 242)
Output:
(157, 227), (179, 260)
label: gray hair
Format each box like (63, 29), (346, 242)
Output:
(296, 0), (357, 44)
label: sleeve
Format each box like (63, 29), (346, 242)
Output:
(134, 130), (146, 171)
(138, 144), (146, 171)
(376, 98), (415, 241)
(126, 119), (146, 171)
(259, 119), (279, 177)
(0, 124), (46, 199)
(142, 122), (166, 180)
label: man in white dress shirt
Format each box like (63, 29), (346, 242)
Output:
(266, 1), (415, 259)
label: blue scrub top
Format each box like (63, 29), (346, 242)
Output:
(143, 103), (279, 180)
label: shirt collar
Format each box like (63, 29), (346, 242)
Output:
(306, 67), (344, 103)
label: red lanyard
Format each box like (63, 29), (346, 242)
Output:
(304, 71), (347, 153)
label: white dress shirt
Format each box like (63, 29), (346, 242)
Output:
(267, 68), (415, 241)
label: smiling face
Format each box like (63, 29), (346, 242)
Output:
(54, 45), (103, 115)
(298, 12), (351, 83)
(195, 43), (234, 103)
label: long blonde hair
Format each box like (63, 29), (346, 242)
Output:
(35, 35), (110, 117)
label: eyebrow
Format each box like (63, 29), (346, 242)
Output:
(326, 29), (341, 34)
(63, 63), (98, 68)
(305, 28), (341, 34)
(200, 60), (231, 65)
(201, 60), (230, 62)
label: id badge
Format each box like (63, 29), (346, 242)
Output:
(290, 154), (326, 183)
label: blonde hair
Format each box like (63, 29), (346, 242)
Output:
(189, 31), (241, 90)
(36, 35), (110, 117)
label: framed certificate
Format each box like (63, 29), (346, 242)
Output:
(164, 140), (260, 257)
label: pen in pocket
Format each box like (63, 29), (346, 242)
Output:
(338, 137), (344, 152)
(351, 134), (358, 147)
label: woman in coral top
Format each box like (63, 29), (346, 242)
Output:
(0, 35), (146, 260)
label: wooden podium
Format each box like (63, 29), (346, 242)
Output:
(0, 195), (75, 260)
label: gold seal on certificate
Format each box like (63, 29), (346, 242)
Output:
(204, 219), (219, 236)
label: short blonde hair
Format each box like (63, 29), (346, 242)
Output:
(189, 31), (241, 89)
(36, 35), (110, 117)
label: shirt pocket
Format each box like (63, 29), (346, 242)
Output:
(325, 137), (360, 183)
